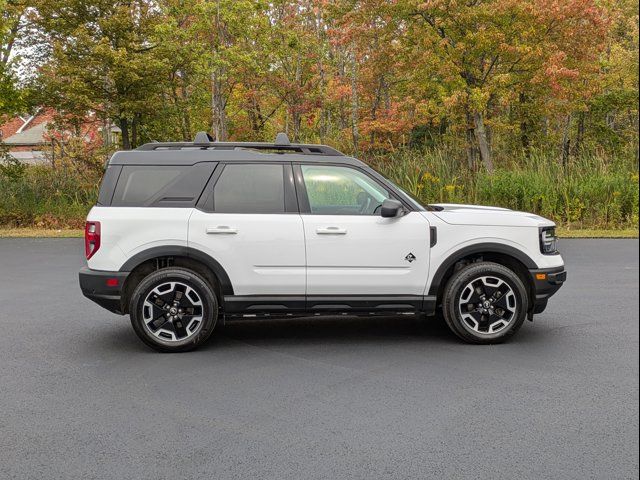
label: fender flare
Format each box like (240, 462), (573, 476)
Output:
(119, 245), (234, 295)
(428, 242), (538, 297)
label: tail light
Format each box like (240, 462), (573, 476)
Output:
(85, 221), (101, 259)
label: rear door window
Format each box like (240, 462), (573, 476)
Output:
(212, 164), (285, 214)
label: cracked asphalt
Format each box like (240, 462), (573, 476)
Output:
(0, 238), (638, 479)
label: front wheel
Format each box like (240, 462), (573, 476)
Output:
(129, 268), (218, 352)
(442, 262), (528, 344)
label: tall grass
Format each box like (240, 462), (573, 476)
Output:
(366, 147), (639, 229)
(0, 147), (638, 229)
(0, 163), (101, 228)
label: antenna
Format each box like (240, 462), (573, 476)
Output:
(193, 131), (214, 144)
(274, 132), (291, 146)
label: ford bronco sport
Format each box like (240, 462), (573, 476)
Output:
(79, 132), (566, 352)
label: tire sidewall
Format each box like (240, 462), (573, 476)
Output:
(129, 268), (218, 352)
(443, 262), (528, 344)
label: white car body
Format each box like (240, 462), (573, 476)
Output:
(79, 133), (566, 350)
(85, 203), (563, 298)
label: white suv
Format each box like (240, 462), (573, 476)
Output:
(79, 132), (566, 352)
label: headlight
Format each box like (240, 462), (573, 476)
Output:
(540, 227), (558, 254)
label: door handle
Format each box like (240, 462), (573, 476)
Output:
(316, 226), (347, 235)
(206, 225), (238, 234)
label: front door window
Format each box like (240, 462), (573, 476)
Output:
(300, 165), (390, 215)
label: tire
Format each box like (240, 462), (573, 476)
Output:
(129, 267), (218, 352)
(442, 261), (528, 344)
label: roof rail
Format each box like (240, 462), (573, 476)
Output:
(136, 131), (344, 156)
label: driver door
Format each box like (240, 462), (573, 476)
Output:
(295, 163), (431, 299)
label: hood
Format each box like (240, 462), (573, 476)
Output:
(428, 203), (555, 228)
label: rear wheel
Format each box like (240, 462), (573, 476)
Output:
(129, 268), (218, 352)
(442, 262), (528, 344)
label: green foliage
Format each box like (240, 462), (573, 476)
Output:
(0, 140), (106, 228)
(0, 0), (27, 116)
(0, 0), (637, 230)
(0, 164), (100, 228)
(7, 0), (633, 160)
(0, 146), (26, 179)
(0, 147), (637, 229)
(30, 0), (174, 148)
(368, 148), (639, 229)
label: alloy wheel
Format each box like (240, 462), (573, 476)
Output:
(142, 281), (204, 342)
(458, 275), (517, 335)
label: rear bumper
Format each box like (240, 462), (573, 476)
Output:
(529, 266), (567, 314)
(79, 267), (129, 314)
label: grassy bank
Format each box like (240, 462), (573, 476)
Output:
(1, 147), (638, 230)
(0, 228), (84, 238)
(556, 228), (638, 238)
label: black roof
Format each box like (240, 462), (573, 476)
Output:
(109, 132), (363, 166)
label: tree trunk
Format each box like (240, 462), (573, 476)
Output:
(102, 116), (111, 148)
(211, 0), (228, 142)
(178, 78), (192, 141)
(211, 70), (227, 141)
(466, 110), (476, 169)
(561, 114), (572, 168)
(519, 93), (531, 158)
(119, 118), (131, 150)
(473, 112), (494, 173)
(573, 111), (585, 155)
(291, 58), (302, 142)
(131, 114), (139, 148)
(316, 8), (327, 143)
(350, 46), (359, 154)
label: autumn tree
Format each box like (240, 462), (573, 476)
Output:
(0, 0), (28, 117)
(17, 0), (634, 163)
(32, 0), (174, 149)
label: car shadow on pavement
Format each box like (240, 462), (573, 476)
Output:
(94, 313), (554, 354)
(205, 314), (460, 350)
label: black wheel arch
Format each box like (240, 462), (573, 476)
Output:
(119, 246), (233, 314)
(429, 243), (538, 310)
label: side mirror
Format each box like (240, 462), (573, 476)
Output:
(380, 198), (404, 218)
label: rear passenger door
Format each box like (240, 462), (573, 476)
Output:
(188, 162), (306, 301)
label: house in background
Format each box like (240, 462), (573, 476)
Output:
(0, 108), (120, 164)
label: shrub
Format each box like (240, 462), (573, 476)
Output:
(0, 144), (637, 230)
(366, 147), (639, 229)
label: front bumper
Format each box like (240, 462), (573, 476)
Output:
(528, 266), (567, 314)
(79, 267), (129, 314)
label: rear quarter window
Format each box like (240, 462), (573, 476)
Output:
(96, 165), (122, 206)
(110, 162), (216, 207)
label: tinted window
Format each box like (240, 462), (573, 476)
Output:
(213, 164), (285, 213)
(301, 164), (390, 215)
(111, 163), (215, 207)
(97, 165), (122, 205)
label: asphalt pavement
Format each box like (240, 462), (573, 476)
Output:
(0, 238), (638, 479)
